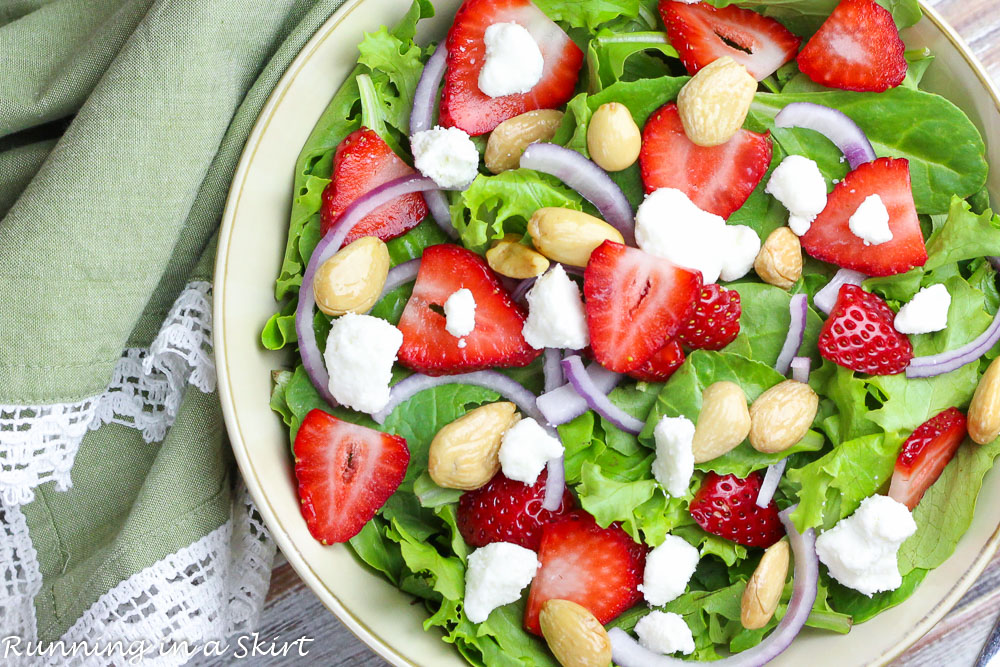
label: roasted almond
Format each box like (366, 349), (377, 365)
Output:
(677, 56), (757, 147)
(754, 227), (802, 290)
(529, 207), (624, 266)
(313, 236), (390, 316)
(587, 102), (641, 172)
(428, 403), (519, 490)
(749, 380), (818, 454)
(539, 599), (613, 667)
(970, 358), (1000, 444)
(486, 109), (564, 174)
(741, 540), (790, 630)
(486, 233), (551, 279)
(693, 381), (752, 463)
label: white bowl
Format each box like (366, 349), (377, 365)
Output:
(215, 2), (1000, 664)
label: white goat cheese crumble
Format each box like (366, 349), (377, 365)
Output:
(478, 22), (544, 98)
(638, 535), (700, 606)
(764, 155), (828, 236)
(651, 416), (695, 498)
(894, 283), (951, 335)
(848, 194), (893, 246)
(522, 264), (589, 350)
(635, 611), (696, 655)
(815, 495), (917, 597)
(323, 313), (403, 413)
(411, 125), (480, 189)
(464, 542), (539, 623)
(444, 288), (477, 338)
(498, 417), (564, 485)
(635, 188), (759, 284)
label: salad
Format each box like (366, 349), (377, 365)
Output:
(263, 0), (1000, 664)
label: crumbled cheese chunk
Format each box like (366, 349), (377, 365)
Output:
(464, 542), (539, 623)
(498, 417), (564, 484)
(638, 535), (699, 606)
(635, 188), (758, 284)
(522, 264), (589, 350)
(719, 225), (762, 282)
(323, 313), (403, 413)
(815, 495), (917, 597)
(411, 126), (480, 189)
(765, 155), (828, 236)
(651, 416), (695, 498)
(848, 194), (892, 246)
(478, 22), (544, 98)
(894, 283), (951, 335)
(444, 288), (477, 338)
(635, 611), (696, 655)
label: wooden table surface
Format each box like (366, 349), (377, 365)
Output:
(240, 2), (1000, 665)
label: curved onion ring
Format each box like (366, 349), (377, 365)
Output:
(542, 456), (566, 511)
(410, 47), (457, 237)
(537, 362), (622, 426)
(372, 370), (545, 425)
(609, 506), (818, 667)
(790, 356), (812, 384)
(907, 307), (1000, 378)
(756, 459), (787, 508)
(520, 143), (635, 245)
(295, 175), (440, 407)
(814, 269), (866, 315)
(775, 294), (808, 375)
(775, 102), (877, 170)
(562, 355), (644, 434)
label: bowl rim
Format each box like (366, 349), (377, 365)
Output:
(214, 2), (1000, 666)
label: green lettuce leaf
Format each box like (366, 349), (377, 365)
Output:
(725, 282), (823, 366)
(702, 0), (920, 35)
(585, 30), (678, 91)
(925, 196), (1000, 271)
(532, 0), (640, 30)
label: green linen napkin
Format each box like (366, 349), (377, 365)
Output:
(0, 0), (345, 656)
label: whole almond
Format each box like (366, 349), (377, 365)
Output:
(486, 109), (564, 174)
(754, 227), (802, 290)
(693, 381), (751, 463)
(428, 403), (519, 490)
(486, 234), (551, 279)
(970, 358), (1000, 444)
(313, 236), (390, 316)
(749, 380), (818, 454)
(587, 102), (641, 172)
(529, 207), (624, 266)
(539, 599), (613, 667)
(741, 540), (790, 630)
(677, 56), (757, 147)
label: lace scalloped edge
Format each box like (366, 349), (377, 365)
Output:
(0, 281), (216, 506)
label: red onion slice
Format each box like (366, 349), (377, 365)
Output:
(520, 143), (635, 245)
(756, 459), (787, 508)
(906, 307), (1000, 378)
(543, 348), (564, 393)
(814, 269), (866, 315)
(410, 47), (446, 134)
(790, 356), (812, 384)
(537, 362), (623, 426)
(424, 189), (457, 239)
(371, 370), (545, 425)
(774, 102), (877, 170)
(542, 455), (566, 511)
(989, 257), (1000, 272)
(609, 506), (817, 667)
(379, 258), (421, 300)
(775, 294), (808, 375)
(295, 174), (440, 407)
(512, 277), (537, 304)
(562, 355), (644, 434)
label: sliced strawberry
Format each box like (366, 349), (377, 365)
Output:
(294, 409), (409, 544)
(659, 0), (801, 80)
(818, 284), (913, 375)
(797, 0), (907, 93)
(319, 128), (428, 243)
(888, 408), (967, 510)
(584, 241), (702, 373)
(628, 339), (686, 383)
(801, 158), (926, 277)
(439, 0), (584, 136)
(677, 284), (742, 351)
(398, 244), (541, 375)
(689, 471), (784, 548)
(457, 471), (575, 551)
(524, 511), (647, 635)
(640, 103), (772, 219)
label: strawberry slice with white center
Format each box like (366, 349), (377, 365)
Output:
(888, 408), (967, 510)
(801, 157), (927, 277)
(584, 241), (702, 373)
(524, 511), (647, 635)
(439, 0), (583, 136)
(659, 0), (801, 80)
(294, 409), (410, 544)
(639, 103), (772, 219)
(797, 0), (907, 93)
(320, 127), (428, 243)
(397, 244), (541, 375)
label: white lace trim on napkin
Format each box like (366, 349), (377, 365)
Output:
(0, 281), (215, 506)
(0, 501), (43, 642)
